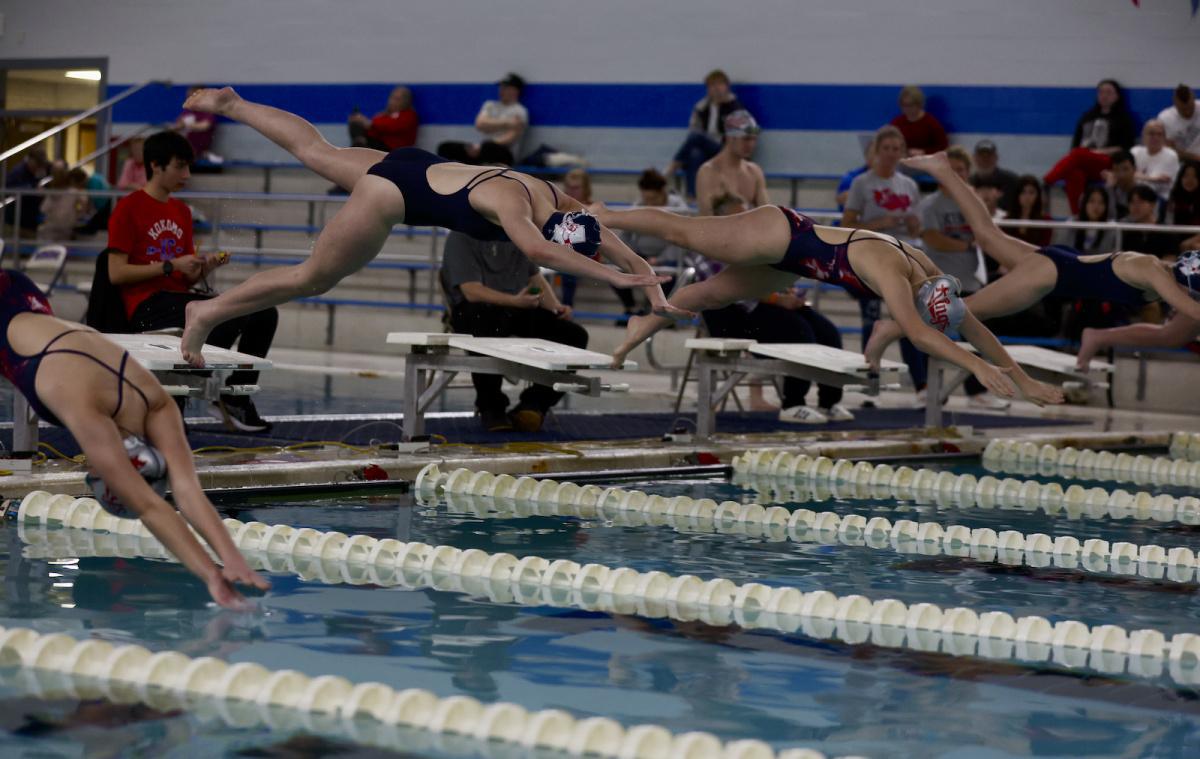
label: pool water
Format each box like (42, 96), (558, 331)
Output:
(1, 465), (1198, 758)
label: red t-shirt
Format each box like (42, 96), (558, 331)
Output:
(890, 113), (949, 155)
(367, 109), (419, 151)
(106, 190), (194, 319)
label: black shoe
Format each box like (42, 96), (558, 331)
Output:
(212, 396), (272, 433)
(479, 408), (513, 432)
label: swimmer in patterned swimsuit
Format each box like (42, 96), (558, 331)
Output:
(863, 153), (1200, 372)
(0, 269), (267, 609)
(175, 88), (689, 366)
(590, 188), (1065, 405)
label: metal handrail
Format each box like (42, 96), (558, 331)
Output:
(0, 80), (170, 166)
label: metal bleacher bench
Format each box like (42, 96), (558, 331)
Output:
(11, 334), (271, 453)
(386, 332), (634, 440)
(685, 338), (905, 439)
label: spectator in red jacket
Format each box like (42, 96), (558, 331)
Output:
(349, 86), (418, 151)
(1043, 78), (1137, 214)
(890, 86), (948, 157)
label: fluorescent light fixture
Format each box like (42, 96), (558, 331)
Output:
(64, 70), (101, 81)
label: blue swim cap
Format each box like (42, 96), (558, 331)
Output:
(1174, 250), (1200, 291)
(541, 211), (602, 256)
(85, 435), (168, 518)
(916, 275), (967, 337)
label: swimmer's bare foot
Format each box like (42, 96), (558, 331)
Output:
(1075, 327), (1102, 371)
(610, 313), (654, 368)
(181, 299), (214, 367)
(900, 151), (951, 177)
(184, 86), (241, 118)
(863, 319), (902, 371)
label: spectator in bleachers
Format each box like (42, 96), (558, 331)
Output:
(696, 192), (854, 424)
(1103, 149), (1138, 218)
(1003, 175), (1052, 247)
(555, 168), (593, 307)
(971, 174), (1006, 219)
(38, 162), (85, 241)
(1132, 119), (1180, 201)
(437, 73), (527, 167)
(666, 69), (746, 200)
(890, 86), (948, 157)
(1159, 84), (1200, 164)
(1170, 161), (1200, 251)
(835, 139), (874, 211)
(1043, 78), (1136, 214)
(842, 124), (924, 403)
(1056, 186), (1117, 254)
(695, 110), (768, 216)
(441, 230), (588, 433)
(3, 148), (48, 235)
(71, 167), (113, 235)
(1120, 183), (1176, 259)
(970, 140), (1018, 208)
(117, 137), (148, 191)
(106, 131), (277, 433)
(348, 86), (418, 151)
(174, 86), (221, 163)
(915, 146), (1005, 409)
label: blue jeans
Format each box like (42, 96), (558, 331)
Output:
(672, 132), (721, 197)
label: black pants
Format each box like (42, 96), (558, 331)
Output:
(703, 303), (844, 409)
(130, 291), (278, 387)
(450, 302), (590, 413)
(436, 141), (515, 167)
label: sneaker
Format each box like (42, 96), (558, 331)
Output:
(967, 393), (1012, 411)
(509, 406), (545, 433)
(911, 388), (928, 408)
(778, 406), (828, 425)
(821, 403), (856, 422)
(211, 396), (272, 433)
(479, 408), (513, 432)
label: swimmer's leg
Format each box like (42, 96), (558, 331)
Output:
(185, 87), (383, 191)
(182, 176), (401, 365)
(598, 205), (789, 265)
(962, 254), (1057, 320)
(1076, 314), (1200, 370)
(902, 152), (1039, 271)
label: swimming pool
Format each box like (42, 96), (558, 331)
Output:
(2, 457), (1198, 757)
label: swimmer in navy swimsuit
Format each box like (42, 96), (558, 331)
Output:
(174, 88), (686, 366)
(864, 152), (1200, 372)
(0, 269), (268, 609)
(589, 186), (1064, 405)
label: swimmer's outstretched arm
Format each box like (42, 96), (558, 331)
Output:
(60, 407), (262, 610)
(594, 227), (687, 318)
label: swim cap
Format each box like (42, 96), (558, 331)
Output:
(1174, 250), (1200, 291)
(723, 110), (760, 138)
(541, 211), (602, 256)
(915, 275), (967, 336)
(85, 435), (168, 518)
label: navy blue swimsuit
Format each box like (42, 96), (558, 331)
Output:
(0, 269), (149, 427)
(1039, 245), (1149, 306)
(366, 147), (560, 241)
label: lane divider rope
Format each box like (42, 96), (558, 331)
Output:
(982, 439), (1200, 488)
(1170, 432), (1200, 461)
(421, 466), (1198, 585)
(15, 488), (1200, 687)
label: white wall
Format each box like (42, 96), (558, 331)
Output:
(1, 0), (1197, 87)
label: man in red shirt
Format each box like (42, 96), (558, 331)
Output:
(348, 86), (418, 151)
(106, 131), (277, 432)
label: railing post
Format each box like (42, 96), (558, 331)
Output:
(427, 227), (440, 306)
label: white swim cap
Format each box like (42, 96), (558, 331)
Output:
(85, 435), (168, 518)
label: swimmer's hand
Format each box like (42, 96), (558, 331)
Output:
(586, 201), (612, 225)
(972, 363), (1018, 400)
(205, 559), (270, 612)
(183, 86), (241, 118)
(1014, 373), (1065, 406)
(611, 270), (671, 289)
(652, 302), (695, 321)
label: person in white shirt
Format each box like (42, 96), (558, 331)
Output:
(1159, 84), (1200, 164)
(437, 73), (529, 166)
(1132, 119), (1180, 201)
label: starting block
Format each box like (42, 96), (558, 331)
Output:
(686, 338), (904, 439)
(9, 333), (272, 454)
(388, 332), (635, 440)
(925, 344), (1113, 427)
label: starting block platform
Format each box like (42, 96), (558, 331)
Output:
(685, 338), (905, 439)
(11, 333), (272, 453)
(387, 332), (635, 440)
(926, 344), (1113, 427)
